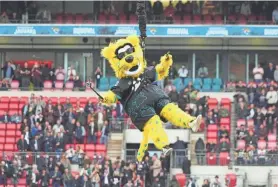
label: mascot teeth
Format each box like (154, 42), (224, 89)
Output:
(125, 64), (141, 75)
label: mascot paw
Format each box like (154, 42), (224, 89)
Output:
(162, 53), (173, 66)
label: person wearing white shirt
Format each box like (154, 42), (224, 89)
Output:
(240, 1), (251, 16)
(266, 86), (278, 106)
(178, 66), (188, 85)
(67, 65), (77, 81)
(253, 64), (264, 83)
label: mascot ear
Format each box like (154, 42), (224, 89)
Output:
(126, 35), (140, 46)
(101, 45), (115, 60)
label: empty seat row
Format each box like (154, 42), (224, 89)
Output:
(237, 139), (275, 150)
(207, 98), (231, 111)
(65, 144), (107, 152)
(207, 152), (230, 166)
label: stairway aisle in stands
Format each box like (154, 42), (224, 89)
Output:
(107, 133), (124, 161)
(230, 101), (236, 166)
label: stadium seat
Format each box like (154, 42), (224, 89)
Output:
(65, 144), (74, 150)
(237, 140), (246, 149)
(6, 137), (15, 144)
(193, 84), (201, 91)
(0, 130), (5, 137)
(98, 13), (106, 24)
(69, 97), (78, 104)
(214, 15), (223, 24)
(49, 97), (58, 105)
(268, 134), (276, 142)
(7, 123), (17, 130)
(89, 97), (98, 104)
(75, 144), (85, 150)
(203, 78), (212, 85)
(175, 174), (186, 187)
(129, 14), (137, 24)
(220, 118), (230, 126)
(202, 84), (211, 91)
(43, 81), (53, 90)
(247, 119), (254, 127)
(75, 14), (84, 23)
(4, 144), (14, 151)
(207, 153), (217, 165)
(79, 97), (88, 105)
(194, 78), (202, 85)
(173, 15), (182, 24)
(96, 144), (107, 153)
(237, 119), (246, 127)
(20, 97), (28, 104)
(207, 98), (218, 110)
(219, 152), (230, 165)
(10, 97), (19, 104)
(65, 81), (74, 91)
(9, 104), (19, 110)
(258, 140), (266, 149)
(6, 130), (16, 137)
(55, 81), (64, 90)
(109, 77), (118, 87)
(268, 142), (276, 150)
(220, 98), (231, 111)
(207, 131), (217, 139)
(119, 13), (127, 24)
(85, 144), (95, 151)
(0, 137), (5, 143)
(0, 123), (5, 130)
(0, 103), (8, 111)
(207, 124), (218, 132)
(99, 77), (109, 91)
(65, 14), (74, 23)
(11, 80), (20, 90)
(212, 85), (221, 92)
(213, 78), (222, 85)
(59, 97), (67, 104)
(1, 97), (9, 103)
(182, 15), (191, 24)
(108, 14), (117, 24)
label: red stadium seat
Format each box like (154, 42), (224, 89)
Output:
(220, 98), (231, 110)
(237, 119), (246, 127)
(65, 81), (74, 91)
(0, 123), (5, 130)
(59, 97), (67, 104)
(0, 97), (9, 103)
(65, 14), (74, 23)
(225, 173), (237, 187)
(75, 14), (84, 23)
(0, 137), (5, 143)
(220, 118), (230, 126)
(247, 119), (254, 127)
(228, 15), (236, 23)
(207, 131), (217, 139)
(237, 140), (245, 149)
(207, 124), (218, 132)
(219, 152), (230, 165)
(129, 14), (137, 24)
(55, 81), (64, 90)
(11, 80), (20, 90)
(9, 104), (19, 110)
(18, 178), (26, 185)
(79, 97), (87, 104)
(207, 98), (218, 110)
(7, 123), (17, 130)
(268, 134), (276, 142)
(20, 97), (28, 104)
(4, 144), (14, 151)
(0, 130), (5, 137)
(6, 137), (15, 144)
(258, 140), (266, 149)
(98, 13), (106, 24)
(214, 15), (223, 24)
(65, 144), (74, 150)
(49, 97), (58, 105)
(119, 13), (127, 24)
(6, 130), (16, 137)
(89, 97), (98, 104)
(70, 97), (78, 104)
(175, 174), (186, 187)
(43, 80), (53, 90)
(108, 14), (117, 24)
(96, 144), (106, 152)
(173, 15), (182, 24)
(85, 144), (95, 151)
(75, 144), (85, 150)
(0, 103), (8, 111)
(207, 152), (217, 165)
(10, 97), (19, 104)
(0, 144), (3, 151)
(268, 142), (276, 151)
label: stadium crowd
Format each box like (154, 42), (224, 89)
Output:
(0, 1), (277, 24)
(232, 62), (278, 166)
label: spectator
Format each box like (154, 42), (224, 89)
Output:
(74, 121), (86, 144)
(100, 121), (109, 145)
(202, 179), (210, 187)
(0, 111), (10, 123)
(1, 61), (14, 85)
(219, 125), (229, 139)
(17, 135), (28, 152)
(95, 67), (102, 89)
(55, 66), (66, 81)
(211, 175), (221, 187)
(168, 87), (179, 103)
(40, 169), (49, 187)
(266, 86), (278, 107)
(265, 107), (275, 134)
(0, 12), (9, 23)
(164, 1), (175, 21)
(153, 0), (164, 18)
(178, 65), (189, 85)
(41, 63), (51, 82)
(67, 65), (77, 81)
(240, 1), (251, 16)
(51, 166), (62, 187)
(273, 6), (278, 24)
(88, 117), (98, 144)
(236, 124), (248, 140)
(195, 138), (205, 165)
(274, 65), (278, 82)
(74, 76), (83, 90)
(197, 63), (208, 79)
(36, 5), (51, 23)
(20, 62), (31, 89)
(150, 154), (161, 182)
(253, 64), (264, 83)
(258, 124), (268, 140)
(219, 139), (230, 152)
(32, 62), (42, 89)
(187, 177), (196, 187)
(264, 62), (275, 81)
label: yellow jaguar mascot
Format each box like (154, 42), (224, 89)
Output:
(101, 35), (202, 161)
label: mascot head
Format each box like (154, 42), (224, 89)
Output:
(101, 35), (146, 79)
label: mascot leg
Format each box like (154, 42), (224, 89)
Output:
(160, 103), (202, 132)
(137, 115), (172, 161)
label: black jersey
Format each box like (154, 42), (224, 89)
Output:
(111, 66), (170, 131)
